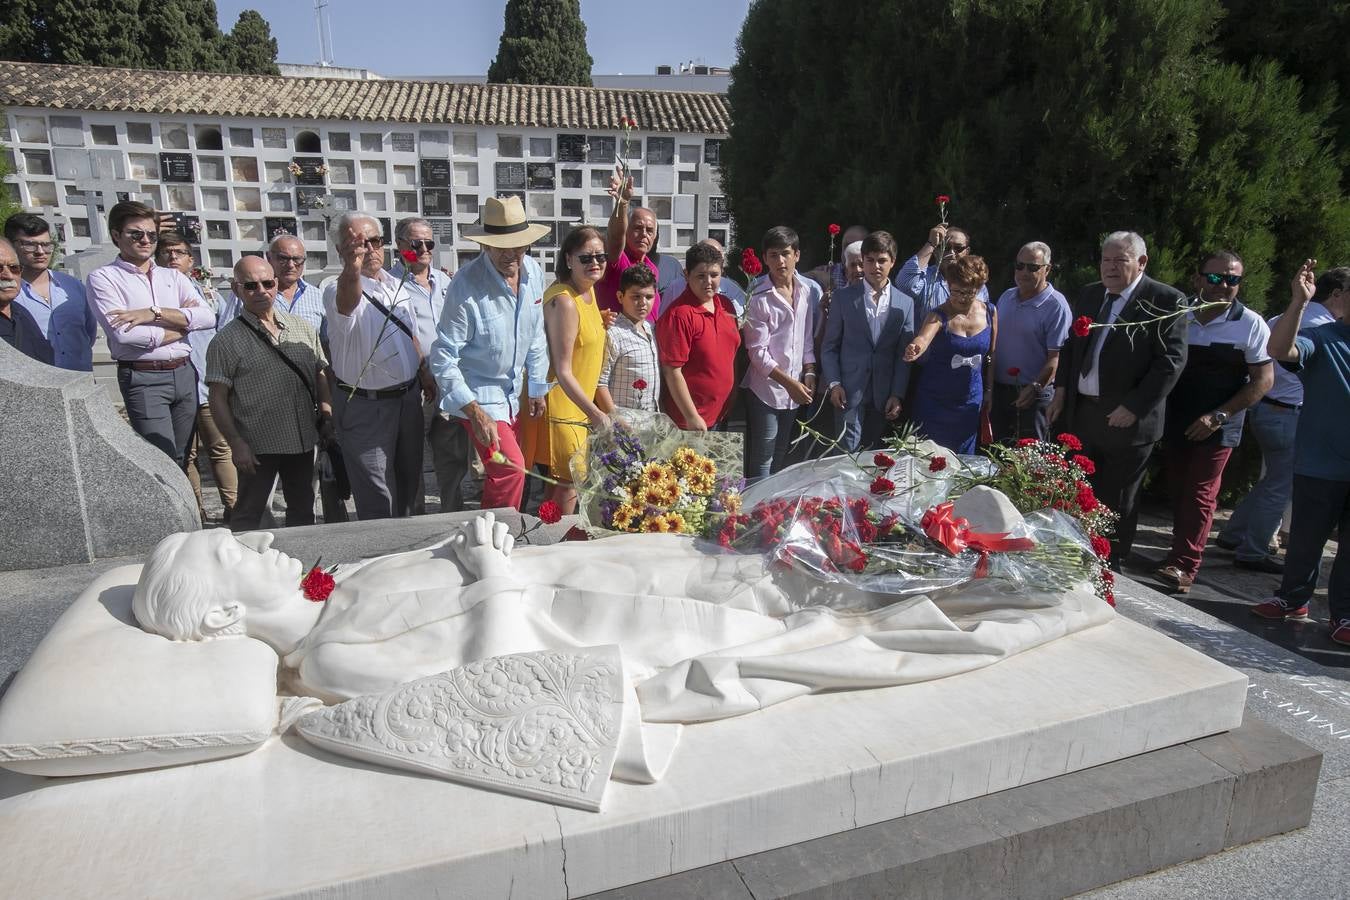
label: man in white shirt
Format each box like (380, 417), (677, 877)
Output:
(324, 213), (437, 520)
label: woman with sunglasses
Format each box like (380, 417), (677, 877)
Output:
(521, 225), (611, 514)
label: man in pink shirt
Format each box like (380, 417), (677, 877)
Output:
(742, 226), (820, 481)
(596, 165), (661, 321)
(86, 201), (216, 466)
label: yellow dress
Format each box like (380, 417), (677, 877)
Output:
(524, 281), (606, 481)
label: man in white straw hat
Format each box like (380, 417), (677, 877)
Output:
(429, 196), (551, 511)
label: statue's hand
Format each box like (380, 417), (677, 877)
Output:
(451, 511), (516, 581)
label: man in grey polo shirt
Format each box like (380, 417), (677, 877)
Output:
(207, 257), (331, 532)
(991, 241), (1071, 441)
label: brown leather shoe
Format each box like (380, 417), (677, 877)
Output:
(1152, 565), (1194, 594)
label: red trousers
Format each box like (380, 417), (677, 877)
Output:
(1165, 440), (1233, 579)
(461, 417), (527, 511)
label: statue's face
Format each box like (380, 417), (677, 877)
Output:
(179, 530), (304, 618)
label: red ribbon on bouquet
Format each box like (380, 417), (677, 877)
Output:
(920, 502), (1035, 577)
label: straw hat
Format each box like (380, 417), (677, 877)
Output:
(465, 195), (551, 248)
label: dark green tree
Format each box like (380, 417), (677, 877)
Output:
(724, 0), (1349, 312)
(488, 0), (593, 87)
(226, 9), (281, 76)
(0, 1), (279, 75)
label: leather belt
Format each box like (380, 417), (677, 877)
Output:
(117, 357), (190, 372)
(337, 378), (417, 401)
(1261, 396), (1301, 411)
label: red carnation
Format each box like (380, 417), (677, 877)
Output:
(1007, 366), (1021, 377)
(828, 223), (842, 235)
(633, 378), (648, 391)
(1016, 437), (1039, 447)
(740, 248), (763, 277)
(935, 194), (951, 205)
(929, 456), (948, 473)
(1104, 588), (1116, 607)
(400, 249), (418, 264)
(300, 566), (335, 602)
(1076, 482), (1100, 513)
(1071, 454), (1096, 475)
(1102, 569), (1116, 585)
(1072, 316), (1093, 337)
(873, 452), (895, 468)
(537, 500), (562, 524)
(856, 520), (879, 543)
(1057, 432), (1084, 451)
(870, 475), (895, 495)
(1090, 534), (1112, 559)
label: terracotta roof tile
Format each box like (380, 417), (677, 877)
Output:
(0, 62), (730, 134)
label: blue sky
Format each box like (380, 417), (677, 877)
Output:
(215, 1), (748, 77)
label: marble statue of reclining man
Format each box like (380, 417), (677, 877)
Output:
(132, 509), (1113, 733)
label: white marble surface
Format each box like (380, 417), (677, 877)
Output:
(0, 618), (1246, 899)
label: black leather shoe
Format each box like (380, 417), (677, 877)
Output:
(1235, 556), (1285, 575)
(1214, 536), (1240, 551)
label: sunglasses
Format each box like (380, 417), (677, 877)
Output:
(576, 252), (609, 265)
(240, 279), (277, 291)
(945, 244), (968, 254)
(1202, 272), (1243, 287)
(119, 229), (160, 244)
(406, 239), (435, 252)
(1014, 262), (1047, 272)
(0, 262), (21, 274)
(362, 236), (385, 248)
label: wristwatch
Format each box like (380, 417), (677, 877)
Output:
(150, 305), (163, 322)
(1032, 381), (1045, 391)
(1212, 410), (1230, 426)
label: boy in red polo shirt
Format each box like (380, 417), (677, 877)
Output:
(657, 242), (742, 430)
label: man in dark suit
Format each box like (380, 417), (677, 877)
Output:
(1048, 231), (1187, 569)
(821, 231), (915, 450)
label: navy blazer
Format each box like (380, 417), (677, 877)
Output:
(821, 281), (915, 411)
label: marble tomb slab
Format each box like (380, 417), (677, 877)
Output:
(0, 617), (1247, 899)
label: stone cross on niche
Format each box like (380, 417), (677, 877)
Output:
(71, 178), (141, 246)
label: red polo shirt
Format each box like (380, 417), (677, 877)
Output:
(656, 288), (742, 428)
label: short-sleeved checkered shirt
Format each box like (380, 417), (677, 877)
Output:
(600, 315), (661, 412)
(205, 309), (328, 456)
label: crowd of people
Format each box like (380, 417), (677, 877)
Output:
(0, 170), (1345, 646)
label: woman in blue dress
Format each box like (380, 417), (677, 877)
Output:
(903, 256), (998, 454)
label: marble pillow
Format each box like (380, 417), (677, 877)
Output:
(0, 565), (280, 777)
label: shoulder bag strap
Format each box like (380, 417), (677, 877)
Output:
(363, 291), (415, 341)
(237, 316), (318, 407)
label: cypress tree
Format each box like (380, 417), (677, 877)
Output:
(724, 0), (1349, 311)
(226, 10), (282, 76)
(488, 0), (594, 87)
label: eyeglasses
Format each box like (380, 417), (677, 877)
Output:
(576, 252), (609, 265)
(16, 240), (53, 253)
(158, 248), (191, 260)
(0, 262), (21, 274)
(945, 244), (968, 254)
(1202, 272), (1243, 287)
(406, 239), (435, 252)
(119, 229), (160, 244)
(362, 236), (385, 248)
(1014, 262), (1047, 272)
(272, 254), (305, 265)
(240, 279), (277, 291)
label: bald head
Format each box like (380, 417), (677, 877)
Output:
(232, 256), (278, 317)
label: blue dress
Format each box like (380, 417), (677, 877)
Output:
(911, 307), (992, 454)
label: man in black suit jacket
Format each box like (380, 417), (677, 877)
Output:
(1049, 231), (1187, 568)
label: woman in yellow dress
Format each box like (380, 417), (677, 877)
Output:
(526, 225), (611, 513)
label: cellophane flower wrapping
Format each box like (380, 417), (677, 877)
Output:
(721, 447), (1102, 612)
(574, 410), (744, 537)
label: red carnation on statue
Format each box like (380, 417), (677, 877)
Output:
(873, 452), (895, 469)
(929, 456), (948, 473)
(537, 500), (562, 524)
(741, 247), (763, 277)
(633, 378), (648, 391)
(870, 475), (895, 495)
(1007, 366), (1021, 377)
(300, 565), (336, 602)
(1071, 454), (1096, 475)
(400, 249), (418, 265)
(828, 223), (841, 235)
(1072, 315), (1093, 337)
(1057, 432), (1084, 451)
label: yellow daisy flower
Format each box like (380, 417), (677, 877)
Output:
(641, 515), (672, 533)
(664, 512), (687, 533)
(672, 447), (700, 472)
(610, 504), (638, 531)
(642, 462), (678, 488)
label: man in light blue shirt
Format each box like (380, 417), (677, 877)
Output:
(894, 223), (989, 322)
(429, 197), (550, 512)
(5, 214), (96, 371)
(392, 216), (467, 513)
(217, 235), (324, 334)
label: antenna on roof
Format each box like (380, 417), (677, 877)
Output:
(314, 0), (335, 67)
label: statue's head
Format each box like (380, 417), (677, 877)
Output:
(133, 530), (308, 645)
